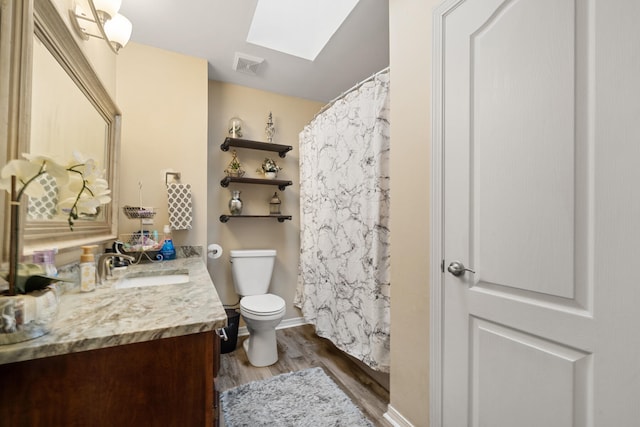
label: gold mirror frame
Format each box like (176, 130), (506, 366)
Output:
(0, 0), (120, 263)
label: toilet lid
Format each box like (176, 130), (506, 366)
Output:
(241, 294), (285, 315)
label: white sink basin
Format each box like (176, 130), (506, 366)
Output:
(115, 269), (189, 289)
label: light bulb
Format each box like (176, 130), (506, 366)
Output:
(104, 13), (132, 51)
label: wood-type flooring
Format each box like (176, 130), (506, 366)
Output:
(218, 324), (392, 427)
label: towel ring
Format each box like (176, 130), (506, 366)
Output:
(165, 172), (181, 185)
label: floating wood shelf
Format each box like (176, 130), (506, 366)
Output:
(219, 214), (292, 223)
(220, 137), (292, 158)
(220, 176), (292, 191)
(219, 138), (293, 224)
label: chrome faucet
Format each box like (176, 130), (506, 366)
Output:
(97, 253), (135, 285)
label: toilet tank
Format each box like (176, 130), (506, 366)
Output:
(230, 249), (276, 296)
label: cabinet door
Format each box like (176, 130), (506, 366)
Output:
(0, 332), (215, 426)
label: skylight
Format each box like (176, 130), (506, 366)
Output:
(246, 0), (360, 61)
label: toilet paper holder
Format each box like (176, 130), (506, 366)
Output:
(165, 171), (181, 185)
(208, 243), (223, 259)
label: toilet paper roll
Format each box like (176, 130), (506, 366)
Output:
(208, 244), (223, 259)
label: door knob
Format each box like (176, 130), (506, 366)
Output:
(447, 261), (475, 277)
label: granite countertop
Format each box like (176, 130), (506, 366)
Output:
(0, 254), (227, 365)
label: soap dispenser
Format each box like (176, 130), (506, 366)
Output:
(160, 225), (176, 260)
(80, 245), (98, 292)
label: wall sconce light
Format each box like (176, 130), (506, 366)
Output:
(70, 0), (132, 53)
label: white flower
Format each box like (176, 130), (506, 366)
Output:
(0, 159), (45, 197)
(58, 167), (111, 216)
(0, 153), (74, 200)
(0, 151), (111, 229)
(23, 153), (69, 183)
(69, 151), (97, 177)
(71, 150), (88, 164)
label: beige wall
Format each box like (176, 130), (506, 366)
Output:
(388, 0), (437, 425)
(115, 43), (209, 251)
(207, 81), (323, 318)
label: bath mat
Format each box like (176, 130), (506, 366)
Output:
(220, 367), (373, 427)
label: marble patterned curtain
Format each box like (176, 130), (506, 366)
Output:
(295, 69), (390, 373)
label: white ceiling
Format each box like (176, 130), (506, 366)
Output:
(118, 0), (389, 103)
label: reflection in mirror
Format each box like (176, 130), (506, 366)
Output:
(18, 0), (121, 254)
(28, 34), (108, 222)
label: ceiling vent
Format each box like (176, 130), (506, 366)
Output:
(232, 52), (264, 75)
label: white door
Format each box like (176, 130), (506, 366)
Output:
(434, 0), (640, 426)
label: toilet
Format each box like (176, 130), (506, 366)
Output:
(230, 249), (285, 367)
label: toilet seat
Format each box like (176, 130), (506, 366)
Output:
(240, 294), (285, 316)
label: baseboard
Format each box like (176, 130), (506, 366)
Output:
(383, 405), (415, 427)
(237, 316), (309, 337)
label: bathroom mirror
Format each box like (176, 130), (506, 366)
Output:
(27, 34), (109, 222)
(0, 0), (120, 259)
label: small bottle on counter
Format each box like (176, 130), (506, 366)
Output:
(160, 225), (176, 260)
(80, 245), (97, 292)
(33, 249), (58, 277)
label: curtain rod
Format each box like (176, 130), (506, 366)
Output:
(311, 66), (390, 121)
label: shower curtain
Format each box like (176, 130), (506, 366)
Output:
(295, 69), (390, 373)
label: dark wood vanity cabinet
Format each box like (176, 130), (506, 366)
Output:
(0, 331), (220, 426)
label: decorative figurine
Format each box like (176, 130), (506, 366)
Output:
(257, 158), (282, 179)
(269, 192), (281, 215)
(265, 112), (275, 143)
(228, 116), (243, 138)
(224, 150), (245, 177)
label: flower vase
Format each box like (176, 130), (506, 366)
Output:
(264, 171), (277, 180)
(0, 176), (61, 345)
(0, 284), (61, 345)
(229, 190), (243, 215)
